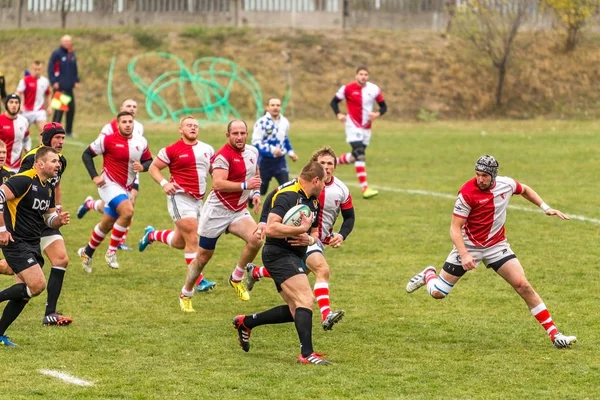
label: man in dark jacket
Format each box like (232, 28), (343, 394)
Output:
(48, 35), (79, 137)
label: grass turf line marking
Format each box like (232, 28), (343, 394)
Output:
(347, 182), (600, 226)
(39, 369), (95, 387)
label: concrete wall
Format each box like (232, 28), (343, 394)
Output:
(239, 11), (343, 29)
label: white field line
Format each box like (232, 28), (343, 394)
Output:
(64, 140), (87, 148)
(347, 182), (600, 226)
(39, 369), (95, 387)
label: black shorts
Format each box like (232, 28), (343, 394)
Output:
(1, 240), (44, 273)
(262, 244), (307, 292)
(41, 226), (62, 238)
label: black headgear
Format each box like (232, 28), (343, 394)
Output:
(41, 122), (66, 146)
(475, 155), (499, 180)
(4, 93), (20, 113)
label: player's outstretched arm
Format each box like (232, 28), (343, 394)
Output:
(520, 184), (570, 220)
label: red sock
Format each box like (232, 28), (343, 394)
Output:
(87, 224), (106, 256)
(149, 230), (174, 246)
(531, 303), (558, 340)
(119, 224), (131, 244)
(355, 161), (368, 191)
(252, 266), (271, 280)
(108, 224), (128, 252)
(314, 282), (331, 321)
(337, 152), (352, 165)
(425, 269), (437, 283)
(84, 198), (96, 210)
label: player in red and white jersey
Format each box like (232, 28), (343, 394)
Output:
(406, 155), (577, 349)
(191, 120), (262, 303)
(248, 146), (355, 331)
(75, 99), (144, 250)
(330, 66), (387, 199)
(16, 61), (52, 134)
(0, 94), (31, 172)
(77, 111), (152, 273)
(137, 116), (217, 312)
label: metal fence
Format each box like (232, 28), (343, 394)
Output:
(351, 0), (445, 12)
(243, 0), (338, 11)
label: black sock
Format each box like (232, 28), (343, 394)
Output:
(0, 283), (28, 303)
(45, 267), (66, 316)
(0, 299), (28, 336)
(245, 305), (294, 329)
(84, 245), (95, 257)
(294, 307), (314, 357)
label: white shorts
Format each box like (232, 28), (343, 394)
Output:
(306, 240), (325, 256)
(345, 124), (372, 146)
(40, 234), (63, 252)
(198, 202), (252, 238)
(167, 193), (202, 223)
(98, 181), (130, 205)
(22, 110), (47, 124)
(445, 240), (516, 269)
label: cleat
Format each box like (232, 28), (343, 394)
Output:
(322, 310), (345, 331)
(229, 276), (250, 301)
(297, 352), (332, 366)
(138, 226), (155, 252)
(43, 312), (73, 326)
(244, 263), (258, 292)
(76, 196), (94, 219)
(117, 243), (132, 251)
(406, 266), (436, 293)
(196, 278), (216, 293)
(553, 332), (577, 349)
(179, 295), (195, 312)
(105, 251), (119, 269)
(232, 315), (251, 352)
(77, 247), (93, 273)
(362, 188), (379, 199)
(0, 335), (18, 347)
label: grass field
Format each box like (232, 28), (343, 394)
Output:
(1, 119), (599, 399)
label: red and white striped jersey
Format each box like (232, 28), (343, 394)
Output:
(101, 119), (144, 137)
(205, 143), (259, 212)
(0, 114), (30, 171)
(453, 176), (523, 247)
(16, 76), (50, 112)
(316, 176), (353, 243)
(88, 125), (152, 190)
(335, 81), (384, 129)
(156, 139), (214, 199)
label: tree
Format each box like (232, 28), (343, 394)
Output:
(453, 0), (536, 107)
(545, 0), (600, 51)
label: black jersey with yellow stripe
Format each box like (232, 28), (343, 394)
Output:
(265, 180), (320, 258)
(3, 169), (55, 244)
(20, 146), (67, 187)
(0, 166), (14, 184)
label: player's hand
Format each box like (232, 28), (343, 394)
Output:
(252, 194), (262, 215)
(328, 233), (344, 248)
(0, 230), (14, 246)
(57, 209), (70, 226)
(254, 222), (267, 241)
(245, 175), (262, 191)
(272, 147), (283, 157)
(546, 208), (570, 220)
(368, 111), (381, 121)
(460, 253), (477, 271)
(46, 106), (53, 115)
(299, 212), (312, 231)
(92, 176), (105, 188)
(53, 82), (59, 90)
(289, 153), (298, 162)
(163, 182), (181, 196)
(132, 161), (144, 172)
(337, 113), (347, 123)
(287, 232), (311, 247)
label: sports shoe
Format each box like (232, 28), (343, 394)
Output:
(78, 247), (93, 273)
(105, 251), (119, 269)
(406, 266), (436, 293)
(297, 352), (332, 365)
(229, 276), (250, 301)
(179, 295), (195, 312)
(232, 315), (251, 352)
(117, 243), (132, 251)
(244, 263), (258, 292)
(553, 332), (577, 349)
(43, 312), (73, 326)
(0, 335), (17, 347)
(76, 196), (94, 219)
(196, 278), (216, 292)
(138, 226), (155, 252)
(362, 188), (379, 199)
(322, 310), (345, 331)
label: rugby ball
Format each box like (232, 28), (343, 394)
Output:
(282, 204), (312, 227)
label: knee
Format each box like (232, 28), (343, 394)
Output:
(51, 254), (69, 268)
(427, 275), (454, 299)
(247, 237), (262, 252)
(311, 261), (330, 281)
(513, 279), (534, 296)
(29, 280), (46, 297)
(299, 292), (315, 310)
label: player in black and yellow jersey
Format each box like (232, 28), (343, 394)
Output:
(232, 162), (333, 365)
(0, 146), (70, 347)
(17, 122), (72, 326)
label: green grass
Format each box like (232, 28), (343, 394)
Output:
(1, 120), (599, 399)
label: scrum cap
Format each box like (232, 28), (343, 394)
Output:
(4, 93), (20, 112)
(41, 122), (66, 146)
(475, 155), (499, 180)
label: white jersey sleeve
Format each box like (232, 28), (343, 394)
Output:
(156, 147), (170, 164)
(453, 193), (471, 218)
(89, 134), (106, 155)
(335, 85), (346, 100)
(16, 79), (25, 94)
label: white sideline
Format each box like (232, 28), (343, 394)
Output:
(39, 369), (95, 387)
(347, 182), (600, 226)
